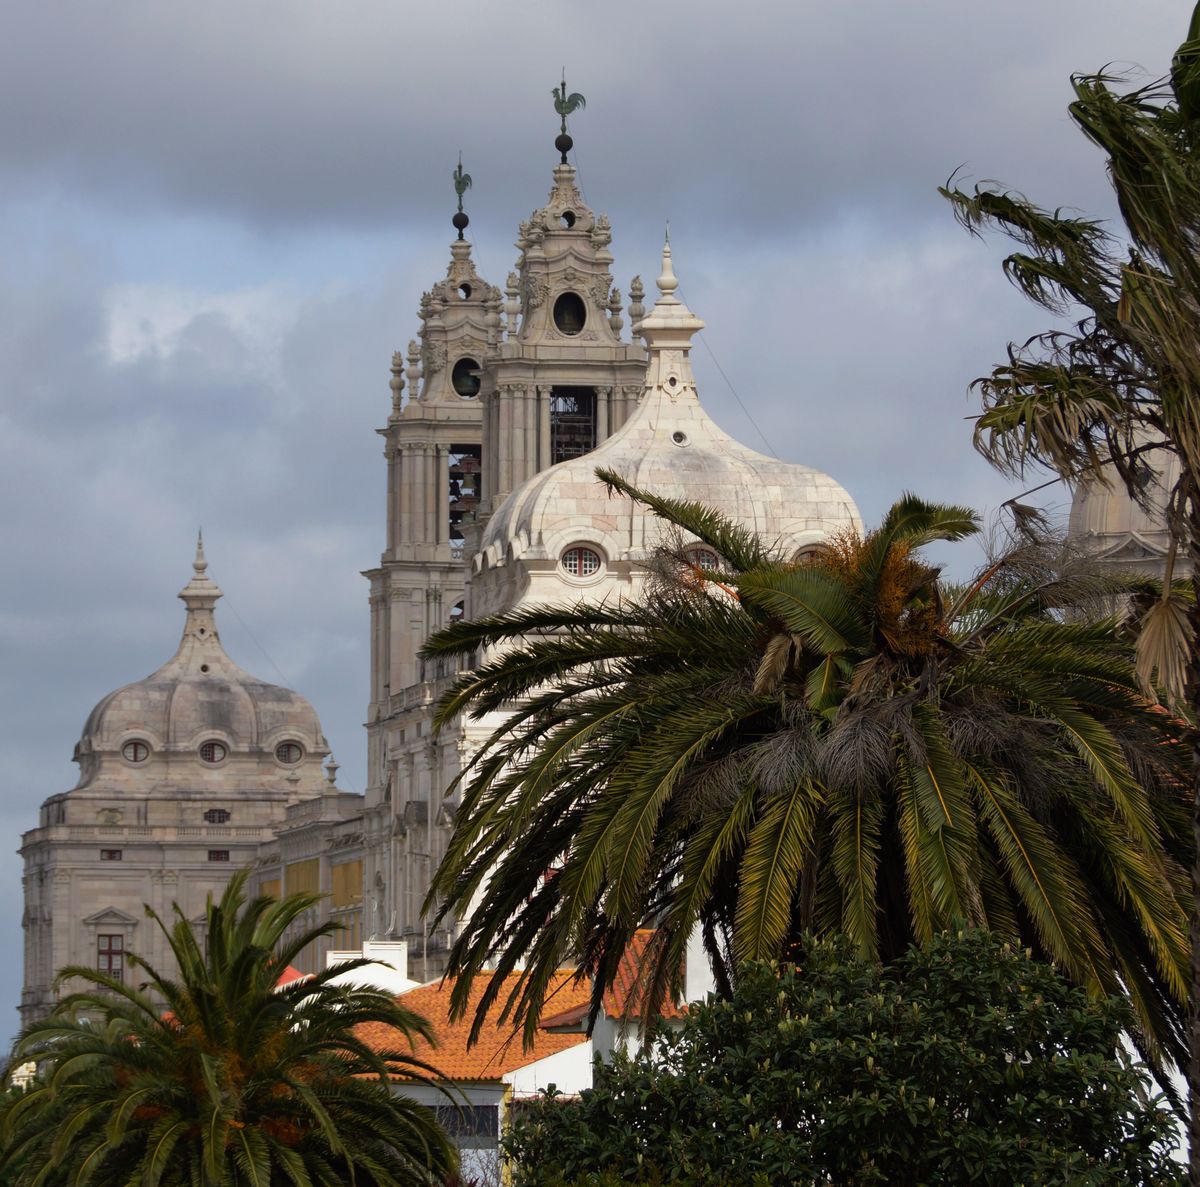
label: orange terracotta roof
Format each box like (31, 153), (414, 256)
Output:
(275, 965), (310, 987)
(357, 970), (592, 1083)
(601, 930), (686, 1021)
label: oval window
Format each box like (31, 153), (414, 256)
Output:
(199, 741), (227, 764)
(552, 291), (587, 336)
(451, 357), (481, 398)
(275, 741), (303, 765)
(122, 740), (150, 764)
(561, 546), (602, 578)
(204, 808), (231, 824)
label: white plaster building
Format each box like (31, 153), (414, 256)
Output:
(19, 539), (335, 1022)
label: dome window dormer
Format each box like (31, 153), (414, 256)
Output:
(561, 546), (603, 579)
(274, 741), (303, 765)
(199, 741), (227, 765)
(121, 740), (150, 765)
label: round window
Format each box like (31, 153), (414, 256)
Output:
(562, 546), (602, 578)
(451, 357), (481, 398)
(275, 741), (303, 765)
(199, 741), (227, 764)
(552, 291), (587, 336)
(685, 547), (720, 570)
(122, 740), (150, 764)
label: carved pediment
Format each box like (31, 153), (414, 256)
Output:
(82, 906), (138, 928)
(1091, 531), (1170, 563)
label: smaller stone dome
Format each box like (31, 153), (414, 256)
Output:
(73, 537), (329, 793)
(473, 241), (861, 611)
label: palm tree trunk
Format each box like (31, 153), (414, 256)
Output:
(1188, 505), (1200, 1186)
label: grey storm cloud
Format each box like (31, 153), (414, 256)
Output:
(0, 0), (1184, 233)
(0, 0), (1192, 1032)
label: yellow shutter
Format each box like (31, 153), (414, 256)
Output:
(259, 879), (281, 901)
(284, 859), (320, 897)
(331, 860), (363, 908)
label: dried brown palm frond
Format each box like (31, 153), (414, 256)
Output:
(1134, 591), (1194, 705)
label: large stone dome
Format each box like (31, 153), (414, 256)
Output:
(72, 539), (329, 793)
(470, 243), (861, 615)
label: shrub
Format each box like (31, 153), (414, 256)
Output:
(505, 930), (1182, 1185)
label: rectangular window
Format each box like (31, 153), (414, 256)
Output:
(99, 849), (122, 861)
(285, 858), (320, 897)
(98, 934), (124, 982)
(432, 1104), (499, 1148)
(448, 444), (482, 557)
(550, 386), (597, 464)
(331, 860), (363, 908)
(207, 850), (230, 862)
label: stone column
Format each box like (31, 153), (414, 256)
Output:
(597, 385), (611, 441)
(523, 386), (536, 486)
(498, 388), (513, 498)
(436, 445), (449, 545)
(538, 386), (551, 471)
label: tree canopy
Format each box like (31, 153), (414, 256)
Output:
(0, 872), (457, 1187)
(424, 478), (1189, 1072)
(941, 2), (1200, 1173)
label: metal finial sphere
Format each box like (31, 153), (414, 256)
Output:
(452, 211), (470, 240)
(555, 132), (573, 163)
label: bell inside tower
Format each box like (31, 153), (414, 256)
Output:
(448, 444), (482, 556)
(550, 387), (597, 463)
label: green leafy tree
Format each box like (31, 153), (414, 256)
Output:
(0, 871), (457, 1186)
(504, 930), (1183, 1187)
(940, 2), (1200, 1171)
(425, 478), (1189, 1075)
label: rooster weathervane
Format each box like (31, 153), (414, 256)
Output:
(552, 71), (586, 163)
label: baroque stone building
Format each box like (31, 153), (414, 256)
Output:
(22, 117), (865, 1013)
(1068, 450), (1186, 580)
(20, 539), (336, 1023)
(359, 141), (861, 973)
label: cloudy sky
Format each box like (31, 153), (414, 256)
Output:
(0, 0), (1189, 1026)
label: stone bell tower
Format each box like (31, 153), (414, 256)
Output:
(363, 163), (498, 807)
(477, 83), (647, 528)
(361, 92), (653, 972)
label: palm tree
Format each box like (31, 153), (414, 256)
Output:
(423, 474), (1190, 1079)
(0, 871), (456, 1187)
(939, 4), (1200, 1169)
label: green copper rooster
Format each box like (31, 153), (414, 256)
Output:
(453, 158), (471, 213)
(552, 76), (586, 135)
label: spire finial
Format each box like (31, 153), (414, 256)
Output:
(657, 235), (679, 298)
(179, 531), (223, 617)
(452, 156), (472, 241)
(551, 72), (586, 164)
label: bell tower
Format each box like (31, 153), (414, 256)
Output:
(478, 80), (646, 522)
(365, 163), (498, 787)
